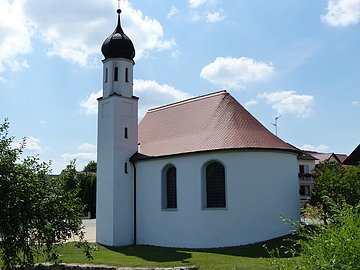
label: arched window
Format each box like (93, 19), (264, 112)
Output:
(162, 165), (177, 209)
(114, 67), (118, 81)
(105, 68), (108, 83)
(125, 67), (129, 82)
(206, 162), (226, 208)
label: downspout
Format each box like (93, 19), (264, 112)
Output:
(131, 160), (137, 245)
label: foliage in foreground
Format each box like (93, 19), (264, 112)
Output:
(0, 119), (92, 269)
(269, 203), (360, 269)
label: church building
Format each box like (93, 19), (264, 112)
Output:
(96, 8), (300, 248)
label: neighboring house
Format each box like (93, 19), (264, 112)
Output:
(298, 147), (357, 206)
(297, 152), (316, 207)
(344, 144), (360, 166)
(305, 151), (348, 165)
(96, 8), (300, 248)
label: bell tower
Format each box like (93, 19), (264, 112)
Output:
(96, 8), (138, 246)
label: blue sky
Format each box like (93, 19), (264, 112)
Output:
(0, 0), (359, 173)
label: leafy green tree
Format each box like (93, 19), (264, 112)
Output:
(58, 161), (97, 218)
(83, 160), (96, 173)
(61, 159), (80, 192)
(0, 119), (92, 269)
(311, 161), (360, 223)
(78, 172), (97, 218)
(82, 161), (96, 217)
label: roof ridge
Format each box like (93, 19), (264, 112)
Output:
(148, 90), (227, 113)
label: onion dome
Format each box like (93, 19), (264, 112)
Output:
(101, 9), (135, 60)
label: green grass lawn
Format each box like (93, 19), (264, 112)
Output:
(10, 234), (297, 270)
(0, 235), (299, 269)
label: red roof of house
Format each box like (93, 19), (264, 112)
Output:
(304, 151), (348, 165)
(335, 154), (348, 164)
(307, 152), (333, 164)
(136, 90), (298, 159)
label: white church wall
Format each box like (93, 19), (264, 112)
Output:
(102, 58), (134, 98)
(97, 94), (138, 246)
(135, 150), (299, 248)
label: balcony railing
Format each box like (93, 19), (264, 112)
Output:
(298, 173), (314, 182)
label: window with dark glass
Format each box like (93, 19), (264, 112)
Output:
(299, 164), (309, 174)
(166, 166), (177, 208)
(105, 68), (108, 83)
(124, 162), (128, 174)
(206, 162), (226, 208)
(124, 127), (128, 138)
(114, 67), (118, 81)
(125, 68), (129, 82)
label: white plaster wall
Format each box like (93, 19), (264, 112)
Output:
(135, 150), (299, 248)
(102, 58), (134, 98)
(297, 159), (316, 172)
(96, 94), (138, 246)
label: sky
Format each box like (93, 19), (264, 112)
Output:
(0, 0), (359, 173)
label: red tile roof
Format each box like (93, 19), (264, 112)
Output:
(307, 152), (333, 164)
(335, 154), (348, 164)
(304, 151), (348, 165)
(136, 90), (298, 159)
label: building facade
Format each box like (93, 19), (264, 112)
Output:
(96, 8), (300, 248)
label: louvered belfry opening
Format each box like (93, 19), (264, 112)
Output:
(166, 166), (177, 209)
(206, 162), (226, 208)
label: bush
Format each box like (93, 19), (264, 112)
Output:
(269, 203), (360, 269)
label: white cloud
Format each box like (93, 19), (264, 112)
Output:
(200, 57), (274, 89)
(257, 91), (315, 118)
(121, 0), (177, 59)
(167, 6), (179, 19)
(80, 90), (102, 115)
(135, 79), (192, 117)
(12, 136), (44, 152)
(22, 0), (175, 66)
(78, 143), (96, 151)
(189, 0), (213, 8)
(25, 136), (44, 152)
(190, 9), (226, 23)
(206, 10), (226, 23)
(321, 0), (360, 26)
(244, 99), (258, 109)
(80, 80), (192, 118)
(61, 152), (97, 172)
(0, 0), (32, 73)
(301, 144), (330, 153)
(62, 152), (97, 162)
(352, 100), (360, 106)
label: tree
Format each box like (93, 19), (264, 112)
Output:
(81, 161), (97, 217)
(310, 161), (360, 223)
(58, 161), (97, 218)
(0, 119), (92, 269)
(83, 161), (96, 173)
